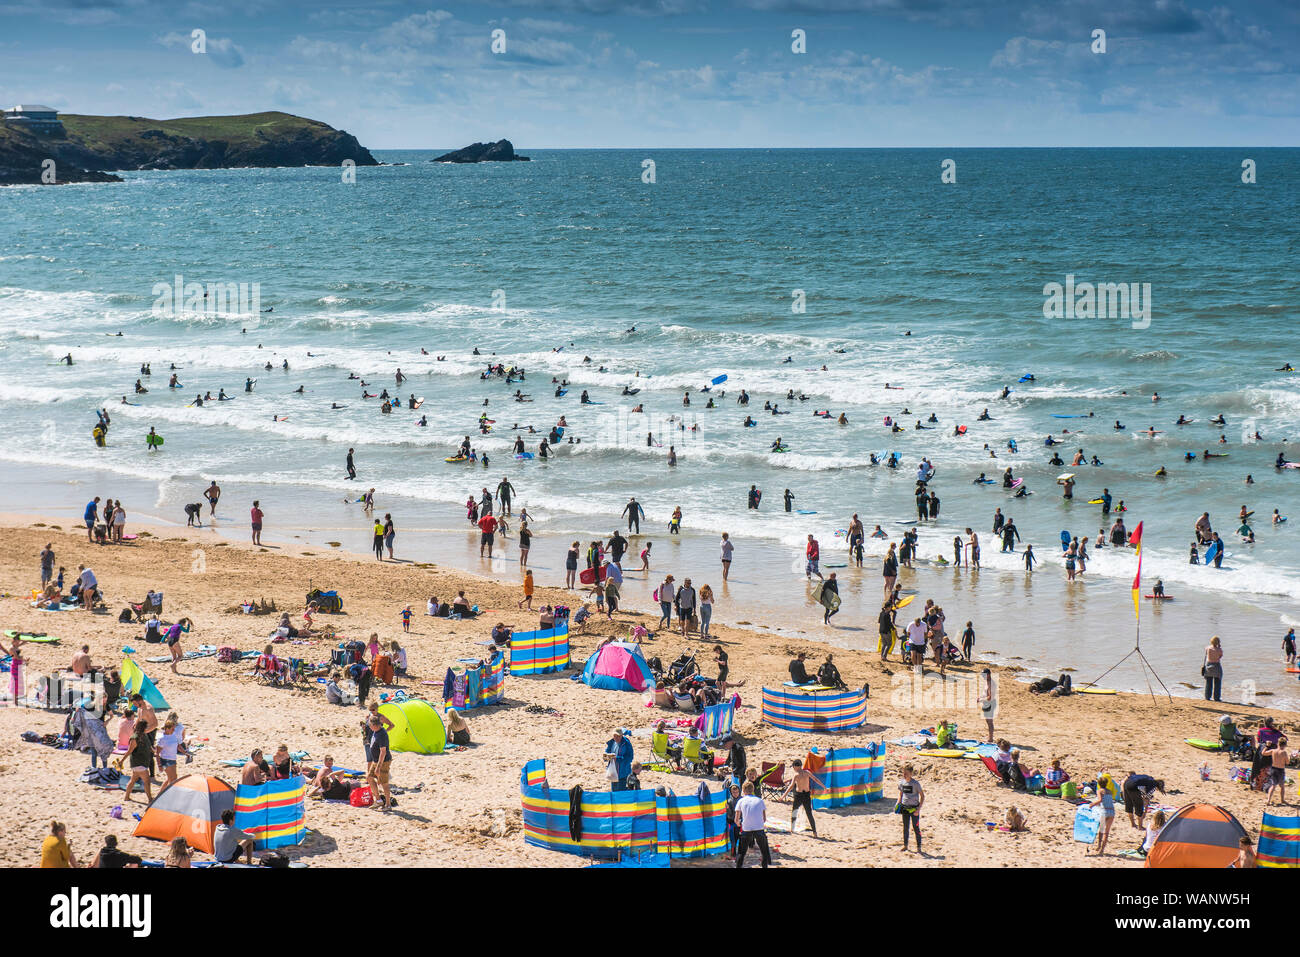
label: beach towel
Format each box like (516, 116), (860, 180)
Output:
(145, 645), (217, 664)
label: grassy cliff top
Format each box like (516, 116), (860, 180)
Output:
(60, 111), (340, 151)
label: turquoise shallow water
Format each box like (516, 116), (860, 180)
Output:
(1, 148), (1298, 702)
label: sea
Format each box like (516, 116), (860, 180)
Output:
(2, 148), (1298, 706)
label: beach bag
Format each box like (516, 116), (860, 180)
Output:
(217, 646), (240, 663)
(350, 786), (374, 808)
(1061, 781), (1078, 800)
(330, 649), (350, 667)
(308, 589), (343, 614)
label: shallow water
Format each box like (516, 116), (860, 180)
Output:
(2, 148), (1297, 703)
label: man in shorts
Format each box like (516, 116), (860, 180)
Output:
(366, 714), (393, 811)
(478, 512), (498, 558)
(213, 809), (255, 865)
(84, 498), (100, 544)
(1265, 737), (1290, 806)
(906, 617), (928, 672)
(782, 758), (826, 838)
(205, 481), (221, 516)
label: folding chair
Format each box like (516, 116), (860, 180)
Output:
(650, 732), (681, 770)
(757, 761), (786, 800)
(682, 736), (713, 774)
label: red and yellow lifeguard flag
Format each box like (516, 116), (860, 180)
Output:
(1129, 521), (1144, 618)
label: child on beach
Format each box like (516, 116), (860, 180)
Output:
(400, 605), (412, 633)
(390, 640), (407, 676)
(519, 570), (535, 610)
(572, 603), (591, 633)
(640, 541), (652, 572)
(591, 583), (605, 616)
(1023, 544), (1035, 571)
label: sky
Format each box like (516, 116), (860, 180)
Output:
(1, 0), (1298, 148)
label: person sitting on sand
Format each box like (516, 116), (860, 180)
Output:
(1141, 809), (1167, 856)
(653, 680), (676, 709)
(69, 645), (94, 677)
(35, 583), (63, 609)
(241, 749), (271, 786)
(1045, 758), (1070, 790)
(389, 640), (407, 677)
(655, 720), (684, 768)
(491, 622), (513, 647)
(451, 591), (475, 619)
(788, 651), (814, 685)
(306, 755), (346, 798)
(271, 743), (301, 779)
(325, 671), (346, 705)
(1005, 806), (1028, 832)
(446, 708), (471, 746)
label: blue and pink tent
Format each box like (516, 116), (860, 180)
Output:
(581, 641), (654, 692)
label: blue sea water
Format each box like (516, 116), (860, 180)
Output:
(2, 148), (1298, 701)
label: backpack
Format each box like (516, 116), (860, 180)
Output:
(308, 589), (343, 614)
(330, 648), (351, 667)
(217, 646), (240, 663)
(349, 786), (373, 808)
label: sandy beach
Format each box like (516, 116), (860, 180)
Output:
(1, 517), (1291, 869)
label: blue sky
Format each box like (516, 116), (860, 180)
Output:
(2, 0), (1298, 147)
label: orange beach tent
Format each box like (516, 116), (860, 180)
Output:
(1145, 803), (1247, 868)
(133, 774), (236, 854)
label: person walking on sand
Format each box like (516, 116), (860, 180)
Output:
(250, 500), (263, 545)
(657, 575), (675, 630)
(1085, 775), (1116, 857)
(365, 714), (393, 812)
(805, 534), (822, 581)
(882, 542), (898, 597)
(898, 764), (924, 853)
(783, 758), (827, 838)
(720, 532), (734, 581)
(518, 569), (535, 611)
(478, 511), (498, 558)
(1203, 635), (1224, 702)
(734, 782), (771, 869)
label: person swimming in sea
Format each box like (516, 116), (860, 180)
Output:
(1114, 420), (1124, 430)
(978, 408), (991, 421)
(770, 437), (785, 452)
(135, 379), (147, 394)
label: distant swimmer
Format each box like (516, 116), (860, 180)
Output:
(293, 385), (304, 394)
(978, 409), (991, 421)
(135, 380), (148, 394)
(60, 354), (73, 365)
(265, 362), (273, 370)
(193, 394), (204, 407)
(1279, 363), (1295, 371)
(927, 413), (938, 423)
(169, 374), (181, 389)
(1155, 466), (1167, 476)
(783, 357), (793, 364)
(770, 437), (786, 452)
(1210, 414), (1226, 425)
(331, 403), (344, 410)
(1176, 415), (1189, 425)
(580, 391), (592, 404)
(396, 369), (406, 384)
(218, 389), (229, 400)
(417, 415), (427, 426)
(1151, 392), (1160, 402)
(627, 326), (636, 333)
(1114, 420), (1124, 430)
(1048, 451), (1064, 466)
(999, 386), (1011, 399)
(973, 472), (989, 484)
(837, 413), (848, 425)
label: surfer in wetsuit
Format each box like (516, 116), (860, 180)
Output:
(978, 408), (991, 421)
(770, 437), (785, 452)
(784, 489), (794, 512)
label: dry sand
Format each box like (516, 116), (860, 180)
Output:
(0, 518), (1290, 868)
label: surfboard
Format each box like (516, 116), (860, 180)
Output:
(1018, 375), (1035, 382)
(927, 749), (969, 758)
(1078, 687), (1117, 695)
(1184, 738), (1221, 751)
(556, 390), (568, 396)
(795, 509), (816, 514)
(1087, 499), (1104, 505)
(445, 456), (469, 463)
(1059, 531), (1071, 549)
(146, 435), (164, 447)
(578, 566), (607, 585)
(1204, 541), (1220, 563)
(895, 594), (916, 608)
(711, 374), (728, 385)
(515, 452), (535, 460)
(956, 425), (968, 434)
(1051, 414), (1089, 418)
(1057, 473), (1075, 483)
(1009, 478), (1024, 489)
(411, 398), (424, 409)
(1143, 594), (1173, 600)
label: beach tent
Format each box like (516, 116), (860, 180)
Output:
(378, 699), (445, 754)
(133, 774), (235, 853)
(234, 775), (307, 850)
(1257, 811), (1300, 868)
(581, 641), (654, 692)
(120, 655), (168, 709)
(1145, 803), (1247, 868)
